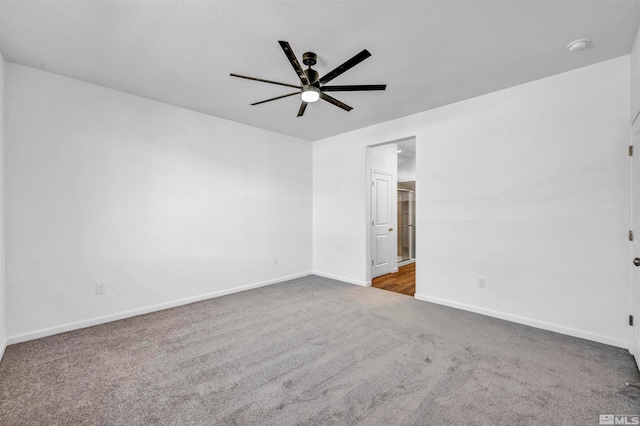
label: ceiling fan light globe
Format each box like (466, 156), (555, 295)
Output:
(301, 89), (320, 103)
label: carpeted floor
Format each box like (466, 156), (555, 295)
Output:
(1, 275), (639, 425)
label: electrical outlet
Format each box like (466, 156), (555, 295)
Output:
(96, 283), (105, 295)
(274, 257), (278, 265)
(477, 278), (486, 289)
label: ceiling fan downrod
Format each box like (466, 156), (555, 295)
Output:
(302, 52), (319, 86)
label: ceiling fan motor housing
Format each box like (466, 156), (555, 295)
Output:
(305, 68), (320, 86)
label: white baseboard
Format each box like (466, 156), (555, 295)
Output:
(414, 293), (628, 349)
(0, 337), (6, 363)
(7, 271), (312, 345)
(312, 271), (370, 287)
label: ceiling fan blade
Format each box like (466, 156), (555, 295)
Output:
(297, 101), (308, 117)
(251, 91), (300, 106)
(321, 84), (386, 92)
(318, 49), (371, 85)
(319, 92), (352, 112)
(230, 73), (301, 89)
(278, 41), (310, 85)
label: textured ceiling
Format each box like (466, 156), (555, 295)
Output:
(2, 1), (640, 141)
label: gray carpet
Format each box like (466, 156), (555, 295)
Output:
(0, 275), (638, 425)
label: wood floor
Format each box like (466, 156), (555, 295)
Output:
(371, 262), (415, 296)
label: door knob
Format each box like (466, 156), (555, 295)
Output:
(389, 228), (393, 232)
(634, 258), (640, 267)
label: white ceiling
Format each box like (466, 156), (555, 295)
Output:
(396, 139), (416, 161)
(2, 1), (639, 141)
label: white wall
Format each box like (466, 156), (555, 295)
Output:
(314, 56), (631, 348)
(5, 63), (312, 341)
(398, 155), (416, 183)
(632, 26), (640, 122)
(0, 47), (6, 358)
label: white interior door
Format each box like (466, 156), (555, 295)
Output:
(632, 117), (640, 369)
(371, 170), (393, 278)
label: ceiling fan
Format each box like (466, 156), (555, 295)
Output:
(230, 41), (386, 117)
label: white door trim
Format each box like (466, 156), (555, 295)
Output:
(630, 115), (640, 368)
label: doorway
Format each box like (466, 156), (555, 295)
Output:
(369, 138), (416, 296)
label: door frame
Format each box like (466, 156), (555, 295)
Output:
(630, 113), (640, 367)
(365, 137), (414, 284)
